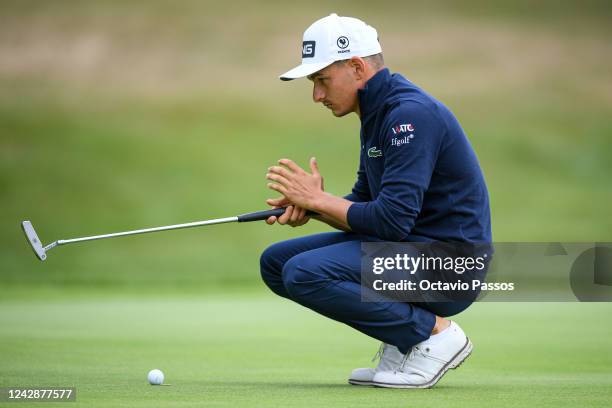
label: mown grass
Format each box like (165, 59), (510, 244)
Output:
(1, 296), (611, 408)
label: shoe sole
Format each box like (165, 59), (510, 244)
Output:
(372, 337), (473, 389)
(348, 379), (374, 386)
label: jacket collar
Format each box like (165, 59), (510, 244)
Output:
(358, 68), (392, 122)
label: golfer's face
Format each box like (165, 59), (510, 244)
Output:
(308, 62), (358, 117)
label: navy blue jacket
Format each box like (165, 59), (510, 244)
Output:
(345, 68), (492, 243)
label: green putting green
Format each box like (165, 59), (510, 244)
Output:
(1, 294), (611, 407)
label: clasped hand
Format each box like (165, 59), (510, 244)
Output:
(265, 157), (324, 227)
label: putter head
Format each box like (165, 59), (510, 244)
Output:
(21, 221), (47, 261)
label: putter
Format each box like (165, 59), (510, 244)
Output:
(21, 207), (312, 261)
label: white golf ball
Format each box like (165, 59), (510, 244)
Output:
(147, 369), (164, 385)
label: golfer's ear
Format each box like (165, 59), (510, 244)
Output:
(349, 57), (367, 79)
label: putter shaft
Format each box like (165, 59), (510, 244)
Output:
(44, 216), (238, 251)
(23, 207), (306, 261)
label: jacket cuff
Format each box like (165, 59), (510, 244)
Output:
(343, 193), (359, 202)
(347, 202), (376, 236)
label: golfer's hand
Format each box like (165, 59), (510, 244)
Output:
(266, 158), (324, 209)
(264, 196), (310, 227)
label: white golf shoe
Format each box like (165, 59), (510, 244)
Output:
(348, 343), (405, 386)
(372, 321), (473, 389)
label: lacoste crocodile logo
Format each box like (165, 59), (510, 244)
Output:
(368, 147), (382, 158)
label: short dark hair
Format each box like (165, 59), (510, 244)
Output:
(333, 53), (385, 70)
(363, 53), (385, 69)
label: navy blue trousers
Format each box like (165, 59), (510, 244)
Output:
(260, 232), (474, 354)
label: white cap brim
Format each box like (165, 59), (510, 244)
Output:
(279, 61), (334, 81)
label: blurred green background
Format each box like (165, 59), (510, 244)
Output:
(1, 0), (611, 291)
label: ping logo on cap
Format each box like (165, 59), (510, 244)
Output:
(302, 41), (315, 58)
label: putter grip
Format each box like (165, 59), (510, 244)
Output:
(237, 208), (317, 222)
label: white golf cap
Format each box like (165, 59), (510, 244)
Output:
(279, 13), (382, 81)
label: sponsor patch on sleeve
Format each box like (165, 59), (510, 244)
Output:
(390, 123), (415, 147)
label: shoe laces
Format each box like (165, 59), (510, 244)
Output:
(398, 346), (422, 371)
(371, 343), (386, 363)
